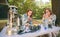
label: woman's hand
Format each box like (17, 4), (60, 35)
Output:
(43, 14), (49, 19)
(28, 16), (32, 22)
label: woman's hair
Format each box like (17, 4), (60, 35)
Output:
(27, 9), (33, 17)
(44, 8), (52, 15)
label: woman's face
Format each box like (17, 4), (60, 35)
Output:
(46, 10), (50, 16)
(27, 11), (32, 16)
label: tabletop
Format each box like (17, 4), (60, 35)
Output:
(0, 26), (60, 37)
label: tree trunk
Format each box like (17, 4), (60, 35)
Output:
(52, 0), (60, 25)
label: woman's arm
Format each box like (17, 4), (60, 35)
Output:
(22, 14), (28, 26)
(50, 14), (56, 25)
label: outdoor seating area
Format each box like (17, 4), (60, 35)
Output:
(0, 0), (60, 37)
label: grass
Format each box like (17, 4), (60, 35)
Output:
(0, 20), (7, 32)
(57, 32), (60, 37)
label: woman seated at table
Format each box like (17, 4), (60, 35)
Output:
(42, 8), (56, 28)
(41, 8), (57, 37)
(21, 9), (33, 33)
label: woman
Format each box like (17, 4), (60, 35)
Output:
(42, 8), (56, 27)
(42, 8), (57, 37)
(21, 9), (33, 32)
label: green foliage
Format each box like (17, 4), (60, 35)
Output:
(8, 0), (51, 19)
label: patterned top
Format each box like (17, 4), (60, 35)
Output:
(42, 14), (56, 26)
(22, 14), (32, 26)
(21, 14), (32, 32)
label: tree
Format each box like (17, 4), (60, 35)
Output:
(8, 0), (51, 19)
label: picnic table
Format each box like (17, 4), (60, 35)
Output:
(0, 26), (60, 37)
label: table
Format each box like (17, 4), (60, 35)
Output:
(0, 26), (60, 37)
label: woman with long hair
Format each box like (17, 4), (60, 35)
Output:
(42, 8), (56, 27)
(21, 9), (33, 32)
(42, 8), (57, 37)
